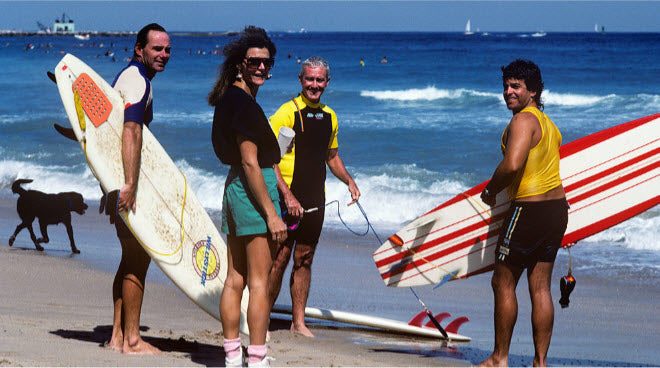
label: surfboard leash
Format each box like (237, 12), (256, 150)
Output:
(284, 199), (382, 241)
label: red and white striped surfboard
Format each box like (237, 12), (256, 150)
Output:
(373, 113), (660, 287)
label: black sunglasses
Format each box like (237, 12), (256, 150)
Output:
(244, 57), (275, 68)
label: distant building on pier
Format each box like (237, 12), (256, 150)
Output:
(53, 13), (75, 33)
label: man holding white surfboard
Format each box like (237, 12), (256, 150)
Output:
(268, 57), (360, 337)
(105, 23), (171, 354)
(478, 59), (570, 367)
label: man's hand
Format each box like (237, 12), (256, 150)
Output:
(347, 180), (360, 206)
(284, 191), (304, 218)
(117, 183), (137, 213)
(481, 187), (496, 207)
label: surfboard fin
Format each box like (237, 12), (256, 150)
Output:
(433, 272), (456, 289)
(445, 316), (470, 334)
(424, 312), (451, 327)
(47, 71), (57, 84)
(53, 123), (78, 142)
(407, 311), (428, 327)
(409, 311), (470, 335)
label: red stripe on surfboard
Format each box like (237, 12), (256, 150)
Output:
(373, 199), (504, 259)
(559, 114), (660, 158)
(568, 159), (660, 204)
(380, 228), (500, 281)
(381, 152), (658, 268)
(564, 145), (660, 193)
(377, 120), (660, 267)
(384, 174), (660, 285)
(374, 211), (505, 269)
(563, 195), (660, 245)
(420, 182), (488, 217)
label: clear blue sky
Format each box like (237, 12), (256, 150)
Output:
(2, 1), (658, 33)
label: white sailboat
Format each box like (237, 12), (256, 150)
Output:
(464, 19), (474, 35)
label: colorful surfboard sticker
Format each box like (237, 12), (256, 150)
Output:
(193, 237), (220, 286)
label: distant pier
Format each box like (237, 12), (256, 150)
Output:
(0, 30), (136, 37)
(0, 30), (238, 37)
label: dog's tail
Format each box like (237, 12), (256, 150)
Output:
(11, 179), (33, 195)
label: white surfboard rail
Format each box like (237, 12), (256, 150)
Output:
(272, 304), (471, 341)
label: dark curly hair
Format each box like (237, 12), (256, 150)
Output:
(134, 23), (167, 57)
(501, 59), (544, 111)
(207, 26), (277, 106)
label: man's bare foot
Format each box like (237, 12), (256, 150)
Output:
(107, 332), (123, 352)
(477, 354), (507, 367)
(290, 323), (314, 337)
(106, 340), (123, 352)
(122, 337), (162, 355)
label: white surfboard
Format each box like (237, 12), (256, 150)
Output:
(374, 113), (660, 287)
(53, 53), (250, 334)
(271, 304), (471, 341)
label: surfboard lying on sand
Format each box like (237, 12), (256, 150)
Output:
(53, 53), (250, 334)
(271, 304), (471, 341)
(374, 113), (660, 287)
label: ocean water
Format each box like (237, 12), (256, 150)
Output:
(1, 31), (659, 286)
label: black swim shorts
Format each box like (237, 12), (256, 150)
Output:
(495, 198), (569, 269)
(281, 203), (325, 246)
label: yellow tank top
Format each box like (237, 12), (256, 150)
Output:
(501, 106), (563, 199)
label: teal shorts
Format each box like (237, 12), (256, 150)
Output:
(221, 167), (281, 237)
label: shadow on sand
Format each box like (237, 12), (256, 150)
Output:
(50, 325), (224, 366)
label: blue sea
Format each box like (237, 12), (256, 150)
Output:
(2, 31), (659, 282)
(1, 31), (659, 366)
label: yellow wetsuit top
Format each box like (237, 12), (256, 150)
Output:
(269, 94), (338, 207)
(501, 106), (562, 199)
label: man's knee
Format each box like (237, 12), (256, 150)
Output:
(292, 244), (316, 269)
(491, 263), (521, 293)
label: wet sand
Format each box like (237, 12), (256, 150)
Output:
(0, 197), (657, 366)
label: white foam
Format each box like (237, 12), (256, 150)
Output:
(359, 86), (632, 109)
(0, 160), (100, 199)
(323, 164), (470, 230)
(542, 90), (615, 106)
(583, 209), (660, 251)
(173, 159), (226, 209)
(360, 86), (499, 102)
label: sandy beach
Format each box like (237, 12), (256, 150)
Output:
(1, 197), (658, 366)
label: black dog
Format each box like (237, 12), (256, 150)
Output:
(8, 179), (88, 253)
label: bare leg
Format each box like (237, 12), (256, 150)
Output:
(478, 263), (523, 367)
(527, 261), (555, 367)
(289, 242), (316, 337)
(221, 234), (247, 340)
(267, 239), (293, 310)
(108, 264), (124, 352)
(118, 236), (161, 354)
(245, 235), (276, 345)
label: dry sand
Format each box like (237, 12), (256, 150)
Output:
(0, 244), (472, 367)
(1, 197), (658, 366)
